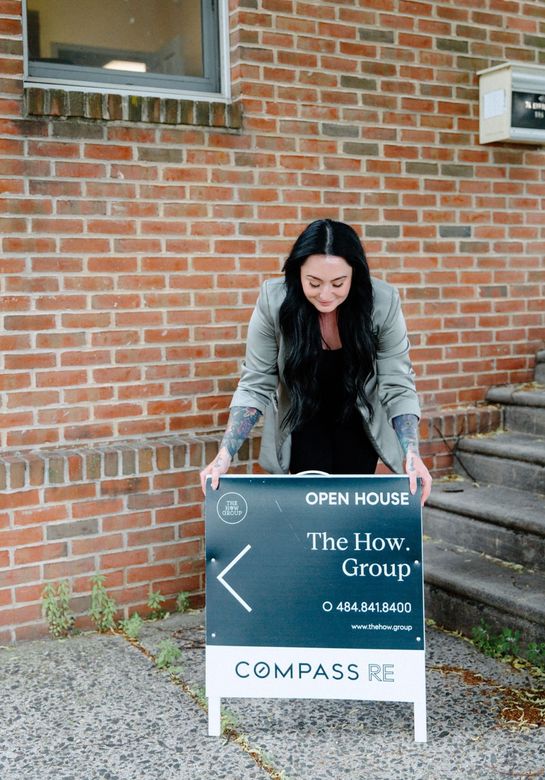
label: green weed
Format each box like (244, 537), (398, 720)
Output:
(221, 707), (238, 731)
(90, 574), (118, 632)
(471, 620), (545, 671)
(175, 591), (190, 613)
(147, 589), (168, 620)
(155, 638), (183, 673)
(191, 685), (207, 708)
(471, 621), (521, 658)
(527, 642), (545, 670)
(42, 580), (74, 638)
(119, 612), (144, 640)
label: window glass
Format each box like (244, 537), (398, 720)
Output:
(26, 0), (220, 93)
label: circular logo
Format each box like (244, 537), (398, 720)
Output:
(216, 492), (248, 525)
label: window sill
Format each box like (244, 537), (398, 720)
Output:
(24, 86), (242, 130)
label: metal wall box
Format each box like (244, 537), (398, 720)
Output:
(478, 62), (545, 145)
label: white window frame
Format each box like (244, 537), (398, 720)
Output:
(22, 0), (231, 102)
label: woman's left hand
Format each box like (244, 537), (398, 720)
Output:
(405, 448), (432, 506)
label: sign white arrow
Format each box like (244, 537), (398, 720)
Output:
(216, 544), (252, 613)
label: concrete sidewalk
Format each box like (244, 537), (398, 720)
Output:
(1, 611), (544, 780)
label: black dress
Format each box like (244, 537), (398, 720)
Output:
(288, 348), (378, 475)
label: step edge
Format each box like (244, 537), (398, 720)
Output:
(425, 569), (545, 625)
(423, 543), (545, 622)
(425, 497), (545, 537)
(487, 386), (545, 408)
(457, 437), (545, 465)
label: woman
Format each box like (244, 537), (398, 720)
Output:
(200, 219), (432, 504)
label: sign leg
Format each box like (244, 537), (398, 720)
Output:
(208, 697), (222, 736)
(413, 699), (427, 743)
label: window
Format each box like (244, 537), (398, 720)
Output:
(24, 0), (226, 98)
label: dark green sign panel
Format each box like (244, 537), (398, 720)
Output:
(512, 90), (545, 130)
(206, 475), (424, 651)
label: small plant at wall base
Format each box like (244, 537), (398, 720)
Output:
(90, 574), (118, 633)
(175, 591), (190, 613)
(527, 642), (545, 671)
(42, 581), (74, 638)
(147, 589), (167, 620)
(471, 621), (545, 671)
(471, 621), (522, 658)
(119, 612), (144, 640)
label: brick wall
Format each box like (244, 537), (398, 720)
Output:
(1, 0), (544, 641)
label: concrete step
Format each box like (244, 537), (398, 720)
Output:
(424, 539), (545, 646)
(424, 478), (545, 572)
(455, 431), (545, 492)
(535, 349), (545, 383)
(487, 384), (545, 435)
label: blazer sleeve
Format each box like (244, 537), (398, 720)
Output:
(230, 281), (280, 413)
(375, 286), (421, 422)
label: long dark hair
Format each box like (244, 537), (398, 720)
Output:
(279, 219), (376, 429)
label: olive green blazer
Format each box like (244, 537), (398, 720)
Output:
(230, 277), (421, 474)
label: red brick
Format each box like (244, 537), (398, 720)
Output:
(127, 491), (175, 510)
(72, 534), (124, 555)
(44, 484), (96, 503)
(100, 550), (149, 570)
(0, 604), (42, 626)
(103, 511), (152, 532)
(0, 524), (43, 547)
(41, 558), (95, 581)
(15, 542), (68, 565)
(126, 563), (177, 584)
(14, 582), (46, 604)
(84, 144), (133, 161)
(72, 498), (125, 519)
(127, 527), (176, 547)
(100, 477), (149, 496)
(55, 162), (107, 178)
(154, 540), (201, 561)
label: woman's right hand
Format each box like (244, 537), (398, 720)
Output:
(200, 446), (232, 495)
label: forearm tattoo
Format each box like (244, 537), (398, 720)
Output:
(220, 406), (262, 458)
(392, 414), (420, 468)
